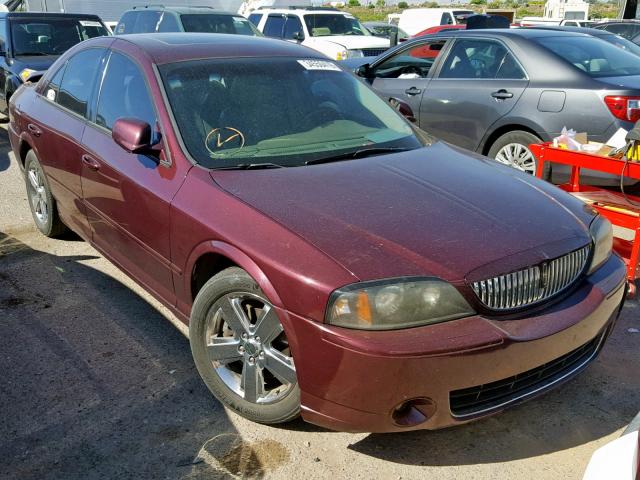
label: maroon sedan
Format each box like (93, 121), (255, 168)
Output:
(9, 33), (626, 433)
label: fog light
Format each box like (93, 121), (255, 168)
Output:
(391, 397), (436, 427)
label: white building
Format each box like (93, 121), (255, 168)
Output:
(543, 0), (590, 20)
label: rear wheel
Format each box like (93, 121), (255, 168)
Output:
(24, 150), (67, 237)
(488, 130), (548, 178)
(189, 267), (300, 424)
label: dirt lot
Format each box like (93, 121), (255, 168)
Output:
(0, 127), (638, 480)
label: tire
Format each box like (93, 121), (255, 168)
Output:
(487, 130), (550, 179)
(24, 150), (67, 237)
(189, 267), (300, 424)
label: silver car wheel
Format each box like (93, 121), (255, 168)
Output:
(205, 292), (296, 405)
(27, 166), (49, 224)
(494, 142), (537, 174)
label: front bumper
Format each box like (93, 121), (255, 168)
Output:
(286, 254), (627, 433)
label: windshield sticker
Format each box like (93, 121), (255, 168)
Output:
(297, 60), (341, 72)
(79, 20), (103, 27)
(205, 127), (245, 156)
(46, 89), (56, 102)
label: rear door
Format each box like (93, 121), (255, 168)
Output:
(420, 37), (528, 151)
(367, 38), (449, 121)
(80, 50), (177, 304)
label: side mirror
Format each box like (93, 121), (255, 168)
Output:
(355, 63), (373, 78)
(389, 97), (416, 123)
(112, 117), (158, 154)
(292, 31), (304, 42)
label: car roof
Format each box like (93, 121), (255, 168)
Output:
(527, 26), (610, 36)
(432, 27), (595, 40)
(0, 12), (103, 20)
(126, 6), (237, 15)
(254, 8), (347, 15)
(113, 33), (327, 65)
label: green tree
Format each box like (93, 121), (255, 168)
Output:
(470, 0), (487, 4)
(376, 0), (386, 6)
(348, 0), (361, 6)
(398, 1), (409, 8)
(368, 3), (375, 7)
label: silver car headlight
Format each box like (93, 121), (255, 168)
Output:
(587, 215), (613, 275)
(347, 49), (364, 58)
(326, 277), (475, 330)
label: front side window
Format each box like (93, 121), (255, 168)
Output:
(439, 39), (526, 80)
(263, 14), (285, 38)
(96, 51), (156, 131)
(535, 35), (640, 78)
(57, 48), (104, 117)
(248, 13), (263, 26)
(10, 18), (108, 56)
(304, 14), (370, 37)
(159, 57), (423, 168)
(180, 14), (260, 35)
(157, 12), (180, 32)
(440, 13), (453, 25)
(132, 11), (162, 33)
(283, 15), (304, 40)
(373, 40), (447, 79)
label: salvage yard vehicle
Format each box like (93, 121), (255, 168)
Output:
(348, 28), (640, 177)
(116, 5), (261, 36)
(0, 11), (109, 114)
(9, 33), (627, 432)
(249, 7), (389, 60)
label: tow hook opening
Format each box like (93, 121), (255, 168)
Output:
(391, 397), (436, 427)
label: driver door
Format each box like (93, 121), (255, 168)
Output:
(368, 39), (449, 123)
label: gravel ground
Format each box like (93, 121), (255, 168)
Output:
(0, 128), (638, 480)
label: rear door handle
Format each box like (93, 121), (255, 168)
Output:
(81, 154), (101, 171)
(405, 87), (422, 96)
(27, 123), (42, 137)
(491, 89), (513, 99)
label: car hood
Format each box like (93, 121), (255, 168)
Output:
(210, 142), (595, 284)
(11, 55), (59, 75)
(308, 35), (389, 50)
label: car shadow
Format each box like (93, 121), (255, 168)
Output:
(0, 231), (290, 479)
(347, 297), (639, 466)
(0, 127), (11, 172)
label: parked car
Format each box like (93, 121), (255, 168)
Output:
(363, 21), (408, 41)
(561, 19), (596, 27)
(592, 20), (640, 45)
(413, 24), (465, 37)
(249, 6), (389, 60)
(116, 5), (261, 36)
(348, 29), (640, 177)
(10, 33), (626, 433)
(397, 8), (474, 36)
(0, 11), (109, 114)
(583, 411), (640, 479)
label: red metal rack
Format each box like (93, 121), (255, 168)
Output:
(530, 142), (640, 296)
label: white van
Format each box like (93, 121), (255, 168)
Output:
(397, 8), (474, 36)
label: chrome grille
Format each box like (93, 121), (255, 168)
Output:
(471, 246), (590, 310)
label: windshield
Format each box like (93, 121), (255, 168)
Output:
(10, 18), (108, 56)
(304, 14), (370, 37)
(180, 14), (261, 35)
(535, 35), (640, 77)
(159, 57), (424, 168)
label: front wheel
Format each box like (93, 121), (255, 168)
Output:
(488, 130), (548, 178)
(189, 267), (300, 424)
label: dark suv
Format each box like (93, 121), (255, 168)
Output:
(115, 6), (261, 36)
(0, 12), (109, 114)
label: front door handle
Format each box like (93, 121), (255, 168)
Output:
(27, 123), (42, 137)
(491, 89), (513, 99)
(81, 154), (101, 171)
(405, 86), (422, 96)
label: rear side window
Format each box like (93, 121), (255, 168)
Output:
(96, 51), (156, 131)
(248, 13), (262, 26)
(440, 13), (453, 25)
(180, 14), (259, 35)
(44, 62), (66, 101)
(157, 12), (180, 32)
(263, 14), (285, 38)
(439, 39), (526, 80)
(57, 48), (104, 117)
(132, 11), (162, 33)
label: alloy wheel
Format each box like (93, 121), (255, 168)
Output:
(494, 142), (537, 174)
(27, 166), (49, 224)
(205, 292), (296, 404)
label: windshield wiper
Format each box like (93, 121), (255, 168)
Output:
(305, 147), (411, 166)
(211, 162), (285, 171)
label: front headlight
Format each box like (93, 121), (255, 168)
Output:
(326, 277), (475, 330)
(587, 215), (613, 274)
(347, 49), (364, 58)
(19, 68), (36, 83)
